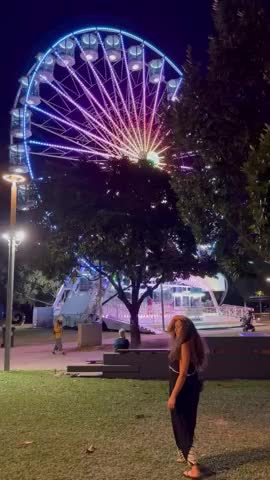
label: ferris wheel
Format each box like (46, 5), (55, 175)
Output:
(10, 27), (183, 209)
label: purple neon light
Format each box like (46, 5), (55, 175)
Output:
(146, 59), (164, 152)
(73, 38), (140, 153)
(29, 139), (110, 157)
(74, 60), (134, 149)
(142, 45), (147, 152)
(97, 32), (143, 151)
(31, 119), (105, 154)
(53, 51), (139, 156)
(120, 35), (144, 150)
(43, 74), (136, 158)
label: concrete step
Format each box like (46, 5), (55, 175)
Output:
(66, 372), (103, 378)
(67, 363), (139, 373)
(85, 360), (103, 365)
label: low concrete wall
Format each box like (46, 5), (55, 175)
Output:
(104, 350), (169, 379)
(205, 336), (270, 379)
(77, 322), (102, 347)
(104, 336), (270, 380)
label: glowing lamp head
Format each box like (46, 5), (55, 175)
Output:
(2, 230), (26, 243)
(3, 173), (26, 184)
(132, 63), (140, 71)
(16, 230), (26, 242)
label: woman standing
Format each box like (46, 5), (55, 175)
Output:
(167, 315), (206, 479)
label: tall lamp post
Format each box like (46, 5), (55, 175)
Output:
(2, 173), (25, 372)
(160, 283), (165, 331)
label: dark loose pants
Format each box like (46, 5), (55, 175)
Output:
(170, 372), (201, 461)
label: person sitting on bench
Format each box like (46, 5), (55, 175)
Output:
(114, 329), (130, 351)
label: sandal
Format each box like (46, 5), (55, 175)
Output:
(177, 451), (186, 464)
(183, 470), (202, 479)
(177, 458), (186, 463)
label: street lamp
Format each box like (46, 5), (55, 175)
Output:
(2, 173), (25, 371)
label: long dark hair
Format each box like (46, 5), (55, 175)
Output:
(168, 315), (208, 370)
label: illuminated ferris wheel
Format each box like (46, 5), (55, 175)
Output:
(10, 27), (183, 209)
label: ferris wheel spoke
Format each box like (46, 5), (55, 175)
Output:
(46, 95), (73, 115)
(120, 35), (144, 152)
(39, 96), (92, 145)
(145, 59), (165, 152)
(97, 32), (143, 154)
(39, 83), (75, 116)
(88, 60), (138, 152)
(156, 145), (170, 156)
(30, 104), (116, 154)
(31, 151), (102, 163)
(68, 70), (82, 97)
(53, 50), (138, 156)
(31, 121), (104, 154)
(148, 127), (163, 153)
(75, 37), (140, 154)
(142, 46), (147, 153)
(47, 78), (117, 146)
(42, 93), (102, 139)
(42, 78), (135, 155)
(30, 105), (136, 158)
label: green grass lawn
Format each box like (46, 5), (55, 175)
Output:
(0, 373), (269, 480)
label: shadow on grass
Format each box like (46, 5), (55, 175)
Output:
(202, 447), (270, 475)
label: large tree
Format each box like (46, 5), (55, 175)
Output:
(245, 126), (270, 259)
(32, 159), (216, 346)
(166, 0), (270, 278)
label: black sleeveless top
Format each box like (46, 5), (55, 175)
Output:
(169, 359), (197, 376)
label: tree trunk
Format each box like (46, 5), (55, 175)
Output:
(130, 308), (141, 347)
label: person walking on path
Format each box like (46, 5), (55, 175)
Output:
(167, 315), (207, 479)
(52, 316), (65, 355)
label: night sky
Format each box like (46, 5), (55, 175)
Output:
(0, 0), (213, 150)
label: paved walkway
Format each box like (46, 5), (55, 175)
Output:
(0, 325), (269, 371)
(0, 331), (114, 371)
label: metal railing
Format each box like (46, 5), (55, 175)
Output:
(102, 300), (249, 329)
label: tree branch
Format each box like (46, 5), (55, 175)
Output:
(138, 276), (164, 306)
(116, 272), (131, 309)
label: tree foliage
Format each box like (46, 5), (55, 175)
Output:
(166, 0), (270, 278)
(244, 126), (270, 259)
(14, 268), (61, 306)
(0, 238), (60, 308)
(33, 159), (216, 345)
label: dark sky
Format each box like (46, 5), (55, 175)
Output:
(0, 0), (213, 149)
